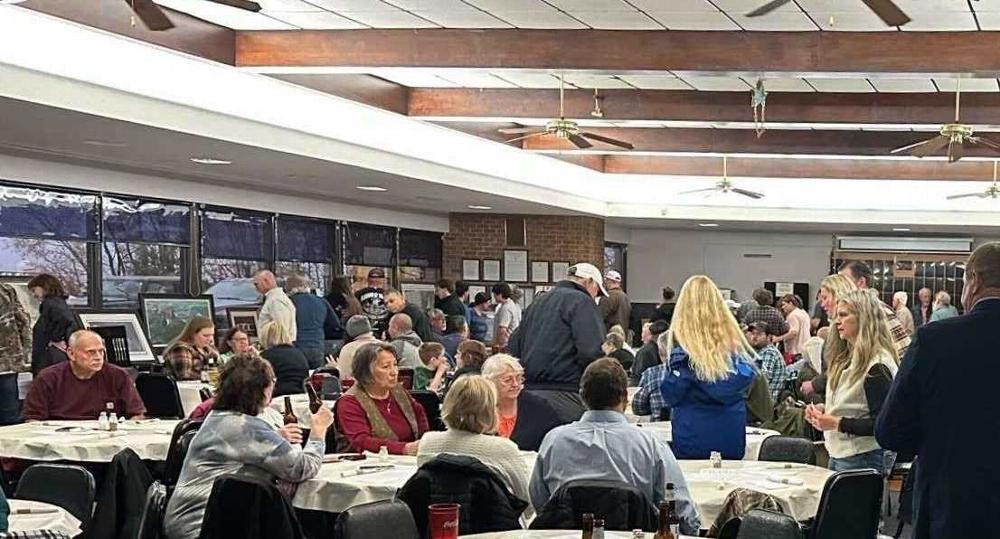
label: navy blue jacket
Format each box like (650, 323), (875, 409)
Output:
(659, 347), (754, 460)
(876, 297), (1000, 539)
(289, 292), (341, 349)
(508, 280), (604, 391)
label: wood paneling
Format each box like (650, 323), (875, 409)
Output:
(23, 0), (234, 64)
(269, 74), (410, 114)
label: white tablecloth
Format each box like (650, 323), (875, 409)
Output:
(0, 419), (179, 462)
(177, 381), (211, 416)
(293, 453), (830, 526)
(8, 500), (82, 536)
(636, 422), (780, 461)
(267, 394), (336, 430)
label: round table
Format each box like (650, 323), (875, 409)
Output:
(8, 499), (82, 536)
(0, 419), (179, 462)
(461, 531), (696, 538)
(293, 453), (830, 526)
(177, 381), (211, 416)
(267, 393), (336, 429)
(636, 422), (780, 461)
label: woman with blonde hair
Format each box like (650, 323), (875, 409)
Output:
(801, 274), (859, 398)
(259, 320), (309, 396)
(482, 354), (525, 438)
(805, 290), (898, 473)
(659, 275), (756, 459)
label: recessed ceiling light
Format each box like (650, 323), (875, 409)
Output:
(356, 186), (387, 192)
(190, 157), (232, 165)
(698, 223), (720, 228)
(467, 205), (493, 210)
(892, 227), (912, 232)
(82, 139), (128, 148)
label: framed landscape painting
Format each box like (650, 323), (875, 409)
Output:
(139, 294), (215, 350)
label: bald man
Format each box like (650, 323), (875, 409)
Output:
(254, 269), (296, 338)
(22, 330), (146, 421)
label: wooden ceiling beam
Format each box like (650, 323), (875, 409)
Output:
(410, 89), (1000, 126)
(236, 29), (1000, 74)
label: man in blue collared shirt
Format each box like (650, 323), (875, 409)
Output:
(530, 358), (700, 535)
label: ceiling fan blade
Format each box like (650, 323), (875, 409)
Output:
(746, 0), (792, 17)
(947, 138), (964, 163)
(912, 135), (951, 158)
(207, 0), (262, 11)
(890, 137), (939, 155)
(504, 132), (547, 145)
(861, 0), (911, 27)
(568, 134), (593, 149)
(731, 188), (766, 200)
(580, 132), (634, 150)
(678, 188), (721, 195)
(946, 192), (987, 200)
(125, 0), (174, 31)
(498, 127), (545, 135)
(969, 136), (1000, 152)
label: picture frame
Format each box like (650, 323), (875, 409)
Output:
(75, 309), (157, 364)
(0, 276), (40, 329)
(468, 285), (487, 301)
(139, 293), (216, 351)
(401, 283), (436, 311)
(551, 262), (570, 280)
(483, 260), (501, 282)
(531, 261), (549, 283)
(227, 307), (260, 340)
(462, 259), (480, 281)
(503, 249), (529, 282)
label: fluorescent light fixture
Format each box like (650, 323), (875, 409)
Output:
(892, 227), (912, 232)
(190, 157), (232, 165)
(698, 223), (720, 228)
(82, 139), (128, 148)
(467, 205), (493, 210)
(356, 186), (388, 192)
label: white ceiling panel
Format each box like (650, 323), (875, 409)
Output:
(414, 8), (511, 27)
(649, 11), (741, 30)
(891, 0), (971, 12)
(437, 71), (517, 88)
(568, 10), (663, 29)
(265, 11), (368, 28)
(752, 77), (815, 92)
(731, 11), (818, 30)
(810, 11), (898, 30)
(257, 0), (325, 11)
(712, 0), (800, 13)
(154, 0), (298, 29)
(681, 76), (751, 91)
(545, 0), (635, 11)
(464, 0), (550, 9)
(562, 74), (634, 89)
(491, 72), (562, 89)
(629, 0), (718, 11)
(304, 0), (396, 9)
(900, 11), (977, 30)
(869, 78), (937, 92)
(617, 74), (692, 90)
(371, 69), (460, 87)
(383, 0), (468, 9)
(977, 12), (1000, 30)
(795, 0), (870, 12)
(488, 10), (586, 28)
(806, 78), (875, 92)
(934, 78), (1000, 92)
(336, 9), (438, 26)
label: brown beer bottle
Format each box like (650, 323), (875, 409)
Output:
(654, 483), (681, 539)
(581, 512), (595, 539)
(282, 396), (298, 425)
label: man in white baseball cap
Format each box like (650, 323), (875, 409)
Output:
(507, 261), (607, 449)
(599, 269), (631, 333)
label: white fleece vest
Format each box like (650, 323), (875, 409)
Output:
(823, 350), (898, 459)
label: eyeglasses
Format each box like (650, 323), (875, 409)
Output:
(499, 375), (525, 387)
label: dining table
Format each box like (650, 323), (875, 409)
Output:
(635, 422), (780, 461)
(0, 419), (180, 462)
(7, 499), (82, 537)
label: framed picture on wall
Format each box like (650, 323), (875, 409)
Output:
(483, 260), (501, 282)
(401, 283), (436, 311)
(462, 260), (480, 281)
(551, 262), (570, 280)
(468, 285), (487, 301)
(139, 294), (215, 351)
(503, 250), (529, 282)
(227, 307), (260, 340)
(75, 309), (156, 363)
(531, 261), (549, 283)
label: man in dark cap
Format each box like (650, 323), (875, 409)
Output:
(468, 292), (491, 342)
(354, 268), (389, 338)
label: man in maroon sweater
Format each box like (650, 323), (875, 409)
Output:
(22, 330), (146, 421)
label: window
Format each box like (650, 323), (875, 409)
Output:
(102, 198), (189, 308)
(201, 207), (273, 318)
(345, 222), (396, 292)
(0, 237), (89, 305)
(276, 216), (333, 294)
(399, 229), (442, 283)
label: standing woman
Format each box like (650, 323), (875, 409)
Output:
(805, 290), (898, 473)
(800, 274), (858, 399)
(26, 274), (77, 375)
(171, 316), (220, 373)
(325, 276), (363, 323)
(658, 275), (756, 460)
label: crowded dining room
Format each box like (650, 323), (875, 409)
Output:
(0, 0), (998, 538)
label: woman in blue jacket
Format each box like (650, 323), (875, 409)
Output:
(660, 275), (756, 460)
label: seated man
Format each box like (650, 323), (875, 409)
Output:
(22, 330), (146, 421)
(632, 331), (671, 420)
(530, 358), (700, 534)
(744, 322), (793, 402)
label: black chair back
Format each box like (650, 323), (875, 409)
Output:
(137, 481), (168, 539)
(894, 459), (918, 538)
(198, 474), (304, 539)
(15, 463), (96, 528)
(198, 387), (212, 402)
(163, 419), (203, 491)
(810, 469), (883, 539)
(409, 390), (444, 431)
(757, 436), (816, 465)
(135, 373), (184, 419)
(398, 367), (414, 390)
(320, 375), (343, 400)
(334, 500), (418, 539)
(737, 509), (801, 539)
(530, 479), (657, 532)
(91, 325), (132, 367)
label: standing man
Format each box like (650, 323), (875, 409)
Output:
(876, 242), (1000, 539)
(254, 270), (296, 339)
(355, 268), (389, 338)
(630, 320), (669, 385)
(509, 262), (606, 432)
(893, 291), (915, 336)
(433, 279), (465, 318)
(742, 288), (789, 337)
(385, 289), (439, 344)
(468, 292), (491, 342)
(777, 294), (811, 360)
(598, 270), (631, 333)
(912, 287), (933, 329)
(491, 283), (521, 351)
(838, 261), (910, 357)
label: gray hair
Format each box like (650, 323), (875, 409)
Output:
(351, 342), (398, 388)
(285, 272), (311, 295)
(428, 308), (445, 321)
(935, 291), (952, 306)
(892, 291), (908, 306)
(69, 329), (103, 349)
(482, 354), (524, 380)
(656, 330), (673, 362)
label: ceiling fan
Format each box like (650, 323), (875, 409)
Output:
(947, 161), (1000, 200)
(678, 156), (765, 200)
(498, 76), (634, 150)
(124, 0), (262, 32)
(890, 81), (1000, 163)
(747, 0), (911, 27)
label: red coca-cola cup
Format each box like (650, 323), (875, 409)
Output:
(428, 503), (460, 539)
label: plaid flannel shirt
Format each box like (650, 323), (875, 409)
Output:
(632, 362), (669, 419)
(743, 306), (790, 336)
(754, 344), (791, 401)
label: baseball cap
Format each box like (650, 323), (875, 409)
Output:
(568, 262), (609, 297)
(367, 268), (386, 278)
(744, 321), (771, 335)
(605, 270), (622, 282)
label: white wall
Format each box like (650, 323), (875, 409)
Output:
(625, 228), (834, 303)
(0, 154), (449, 232)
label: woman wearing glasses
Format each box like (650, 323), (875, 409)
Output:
(482, 354), (525, 439)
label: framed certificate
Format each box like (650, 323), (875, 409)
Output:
(462, 259), (480, 281)
(531, 261), (549, 283)
(483, 260), (501, 282)
(551, 262), (570, 280)
(503, 250), (529, 282)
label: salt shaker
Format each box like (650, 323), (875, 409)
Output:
(108, 412), (118, 432)
(98, 411), (109, 431)
(710, 450), (722, 469)
(378, 445), (389, 463)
